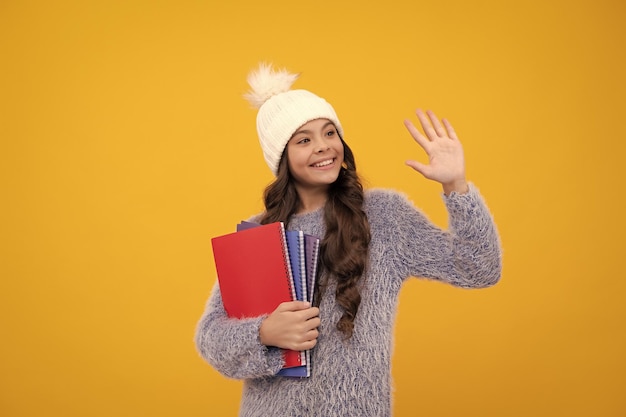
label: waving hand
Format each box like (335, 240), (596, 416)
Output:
(404, 109), (468, 195)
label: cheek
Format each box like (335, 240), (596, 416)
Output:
(285, 147), (296, 167)
(287, 146), (309, 165)
(285, 148), (306, 175)
(337, 145), (345, 162)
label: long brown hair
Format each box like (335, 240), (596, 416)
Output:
(259, 138), (371, 338)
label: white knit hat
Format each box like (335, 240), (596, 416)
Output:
(244, 63), (344, 175)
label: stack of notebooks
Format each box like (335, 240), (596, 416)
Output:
(211, 221), (320, 378)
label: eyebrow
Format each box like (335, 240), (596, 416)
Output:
(292, 121), (335, 136)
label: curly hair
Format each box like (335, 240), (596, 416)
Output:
(259, 138), (371, 338)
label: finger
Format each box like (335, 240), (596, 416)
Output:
(426, 110), (447, 138)
(304, 328), (319, 341)
(416, 109), (439, 140)
(304, 316), (321, 330)
(298, 307), (320, 321)
(405, 160), (432, 178)
(442, 118), (459, 141)
(290, 328), (319, 351)
(277, 301), (311, 312)
(403, 119), (430, 150)
(297, 338), (318, 351)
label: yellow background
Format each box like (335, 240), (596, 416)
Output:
(1, 0), (624, 416)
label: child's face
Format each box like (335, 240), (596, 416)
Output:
(286, 118), (344, 194)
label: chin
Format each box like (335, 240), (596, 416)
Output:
(319, 171), (341, 185)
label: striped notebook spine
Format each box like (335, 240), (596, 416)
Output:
(307, 237), (320, 305)
(278, 222), (297, 302)
(297, 231), (306, 302)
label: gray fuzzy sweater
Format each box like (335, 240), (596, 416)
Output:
(195, 184), (502, 416)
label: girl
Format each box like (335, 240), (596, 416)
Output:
(195, 63), (502, 417)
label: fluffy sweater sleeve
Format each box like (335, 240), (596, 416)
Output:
(370, 183), (502, 288)
(194, 283), (285, 380)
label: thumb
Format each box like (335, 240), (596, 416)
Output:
(277, 300), (311, 312)
(405, 160), (430, 177)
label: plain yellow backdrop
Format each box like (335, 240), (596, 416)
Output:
(1, 0), (624, 416)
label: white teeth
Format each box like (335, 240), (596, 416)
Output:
(313, 159), (333, 167)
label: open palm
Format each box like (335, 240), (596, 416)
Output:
(404, 109), (466, 192)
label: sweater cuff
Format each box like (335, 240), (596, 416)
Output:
(442, 183), (489, 236)
(251, 316), (285, 374)
(442, 182), (479, 205)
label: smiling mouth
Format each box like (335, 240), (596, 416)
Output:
(311, 158), (335, 168)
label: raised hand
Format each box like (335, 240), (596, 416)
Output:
(404, 109), (468, 195)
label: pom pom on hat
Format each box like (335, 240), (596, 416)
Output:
(244, 62), (343, 175)
(243, 63), (299, 109)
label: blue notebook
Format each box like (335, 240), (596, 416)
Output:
(285, 230), (306, 302)
(275, 232), (320, 378)
(237, 221), (320, 378)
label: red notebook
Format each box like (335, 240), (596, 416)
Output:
(211, 222), (302, 368)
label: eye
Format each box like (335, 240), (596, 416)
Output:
(296, 137), (310, 144)
(325, 129), (336, 137)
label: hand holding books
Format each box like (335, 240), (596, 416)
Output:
(259, 301), (320, 351)
(211, 221), (320, 377)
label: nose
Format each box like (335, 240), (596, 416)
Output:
(314, 137), (330, 153)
